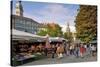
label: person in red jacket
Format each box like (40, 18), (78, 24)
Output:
(80, 44), (85, 58)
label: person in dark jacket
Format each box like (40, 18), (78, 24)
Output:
(51, 45), (56, 58)
(75, 44), (79, 57)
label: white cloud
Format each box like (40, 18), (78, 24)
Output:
(60, 25), (76, 33)
(38, 4), (69, 17)
(31, 4), (77, 26)
(32, 4), (70, 23)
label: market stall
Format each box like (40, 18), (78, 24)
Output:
(11, 29), (46, 66)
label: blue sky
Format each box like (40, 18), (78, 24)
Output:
(12, 0), (79, 32)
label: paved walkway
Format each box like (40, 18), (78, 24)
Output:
(23, 53), (97, 66)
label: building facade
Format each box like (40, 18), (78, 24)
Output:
(11, 1), (42, 34)
(12, 15), (41, 34)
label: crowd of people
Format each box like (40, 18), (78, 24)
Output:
(42, 43), (97, 59)
(14, 42), (97, 60)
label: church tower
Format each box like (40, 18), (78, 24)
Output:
(66, 22), (70, 33)
(15, 0), (23, 16)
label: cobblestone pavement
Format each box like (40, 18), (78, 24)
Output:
(23, 53), (97, 66)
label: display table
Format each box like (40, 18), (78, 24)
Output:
(16, 55), (36, 65)
(12, 53), (45, 66)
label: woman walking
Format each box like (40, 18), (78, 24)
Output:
(56, 44), (64, 58)
(79, 44), (85, 58)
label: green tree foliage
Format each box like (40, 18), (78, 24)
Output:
(75, 5), (97, 43)
(64, 32), (73, 43)
(63, 23), (73, 43)
(64, 32), (68, 39)
(37, 30), (47, 36)
(37, 23), (63, 37)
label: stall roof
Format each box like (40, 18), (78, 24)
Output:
(90, 40), (97, 44)
(12, 29), (46, 40)
(12, 29), (67, 43)
(49, 37), (67, 42)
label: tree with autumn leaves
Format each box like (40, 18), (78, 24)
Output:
(75, 5), (97, 43)
(37, 23), (63, 37)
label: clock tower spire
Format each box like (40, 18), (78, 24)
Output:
(15, 0), (23, 16)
